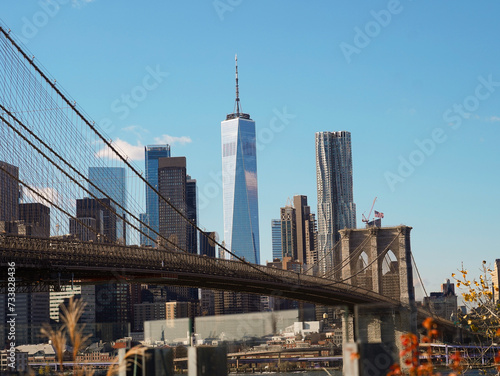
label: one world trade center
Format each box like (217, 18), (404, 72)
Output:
(221, 55), (260, 264)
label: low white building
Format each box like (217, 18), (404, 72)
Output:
(283, 321), (323, 337)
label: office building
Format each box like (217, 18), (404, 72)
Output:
(214, 291), (260, 316)
(73, 196), (124, 340)
(158, 157), (187, 251)
(18, 202), (50, 238)
(200, 289), (215, 316)
(200, 231), (217, 258)
(141, 145), (171, 247)
(165, 301), (195, 320)
(69, 217), (99, 242)
(50, 286), (82, 322)
(0, 161), (19, 222)
(95, 283), (129, 341)
(422, 280), (458, 321)
(199, 231), (217, 316)
(0, 350), (28, 372)
(133, 302), (166, 332)
(221, 55), (260, 264)
(304, 212), (318, 267)
(276, 195), (318, 267)
(315, 131), (356, 274)
(280, 203), (297, 260)
(294, 195), (317, 265)
(0, 289), (49, 345)
(271, 219), (282, 261)
(72, 197), (117, 243)
(158, 157), (198, 302)
(186, 176), (198, 255)
(88, 167), (126, 244)
(51, 286), (96, 340)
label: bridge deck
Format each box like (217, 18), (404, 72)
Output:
(0, 234), (400, 307)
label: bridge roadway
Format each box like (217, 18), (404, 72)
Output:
(0, 234), (399, 308)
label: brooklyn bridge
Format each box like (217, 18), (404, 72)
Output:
(0, 24), (452, 360)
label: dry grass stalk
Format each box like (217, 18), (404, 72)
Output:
(105, 346), (147, 376)
(41, 296), (93, 376)
(41, 296), (146, 376)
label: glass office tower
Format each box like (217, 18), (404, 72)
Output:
(141, 145), (171, 246)
(271, 219), (282, 261)
(88, 167), (126, 244)
(221, 56), (260, 264)
(315, 131), (356, 274)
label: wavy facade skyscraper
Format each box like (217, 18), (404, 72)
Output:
(316, 131), (356, 275)
(221, 55), (260, 264)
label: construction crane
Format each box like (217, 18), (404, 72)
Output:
(362, 197), (377, 224)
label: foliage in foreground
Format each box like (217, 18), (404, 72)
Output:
(388, 261), (500, 375)
(387, 318), (464, 376)
(40, 296), (146, 376)
(452, 261), (500, 339)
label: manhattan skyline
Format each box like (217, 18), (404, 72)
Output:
(1, 1), (500, 296)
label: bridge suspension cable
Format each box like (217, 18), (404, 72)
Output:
(323, 233), (401, 286)
(0, 25), (283, 282)
(321, 233), (374, 280)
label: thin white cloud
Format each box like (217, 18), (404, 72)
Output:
(473, 115), (500, 123)
(23, 186), (60, 208)
(122, 125), (150, 140)
(154, 134), (192, 146)
(72, 0), (95, 7)
(487, 116), (500, 122)
(95, 138), (144, 161)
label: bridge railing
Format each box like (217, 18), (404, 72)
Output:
(0, 234), (401, 306)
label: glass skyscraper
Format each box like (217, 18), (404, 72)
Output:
(271, 219), (282, 261)
(221, 56), (260, 264)
(88, 167), (126, 244)
(315, 131), (356, 274)
(141, 145), (171, 246)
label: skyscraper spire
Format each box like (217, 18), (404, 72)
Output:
(227, 54), (250, 120)
(234, 54), (240, 115)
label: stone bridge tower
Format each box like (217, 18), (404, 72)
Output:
(339, 225), (415, 305)
(339, 225), (417, 369)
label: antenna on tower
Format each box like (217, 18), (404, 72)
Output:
(234, 54), (241, 115)
(226, 54), (250, 120)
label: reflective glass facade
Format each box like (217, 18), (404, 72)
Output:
(271, 219), (282, 261)
(221, 117), (260, 264)
(315, 131), (356, 274)
(141, 145), (171, 246)
(88, 167), (126, 244)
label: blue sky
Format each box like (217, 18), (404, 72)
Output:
(2, 0), (500, 298)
